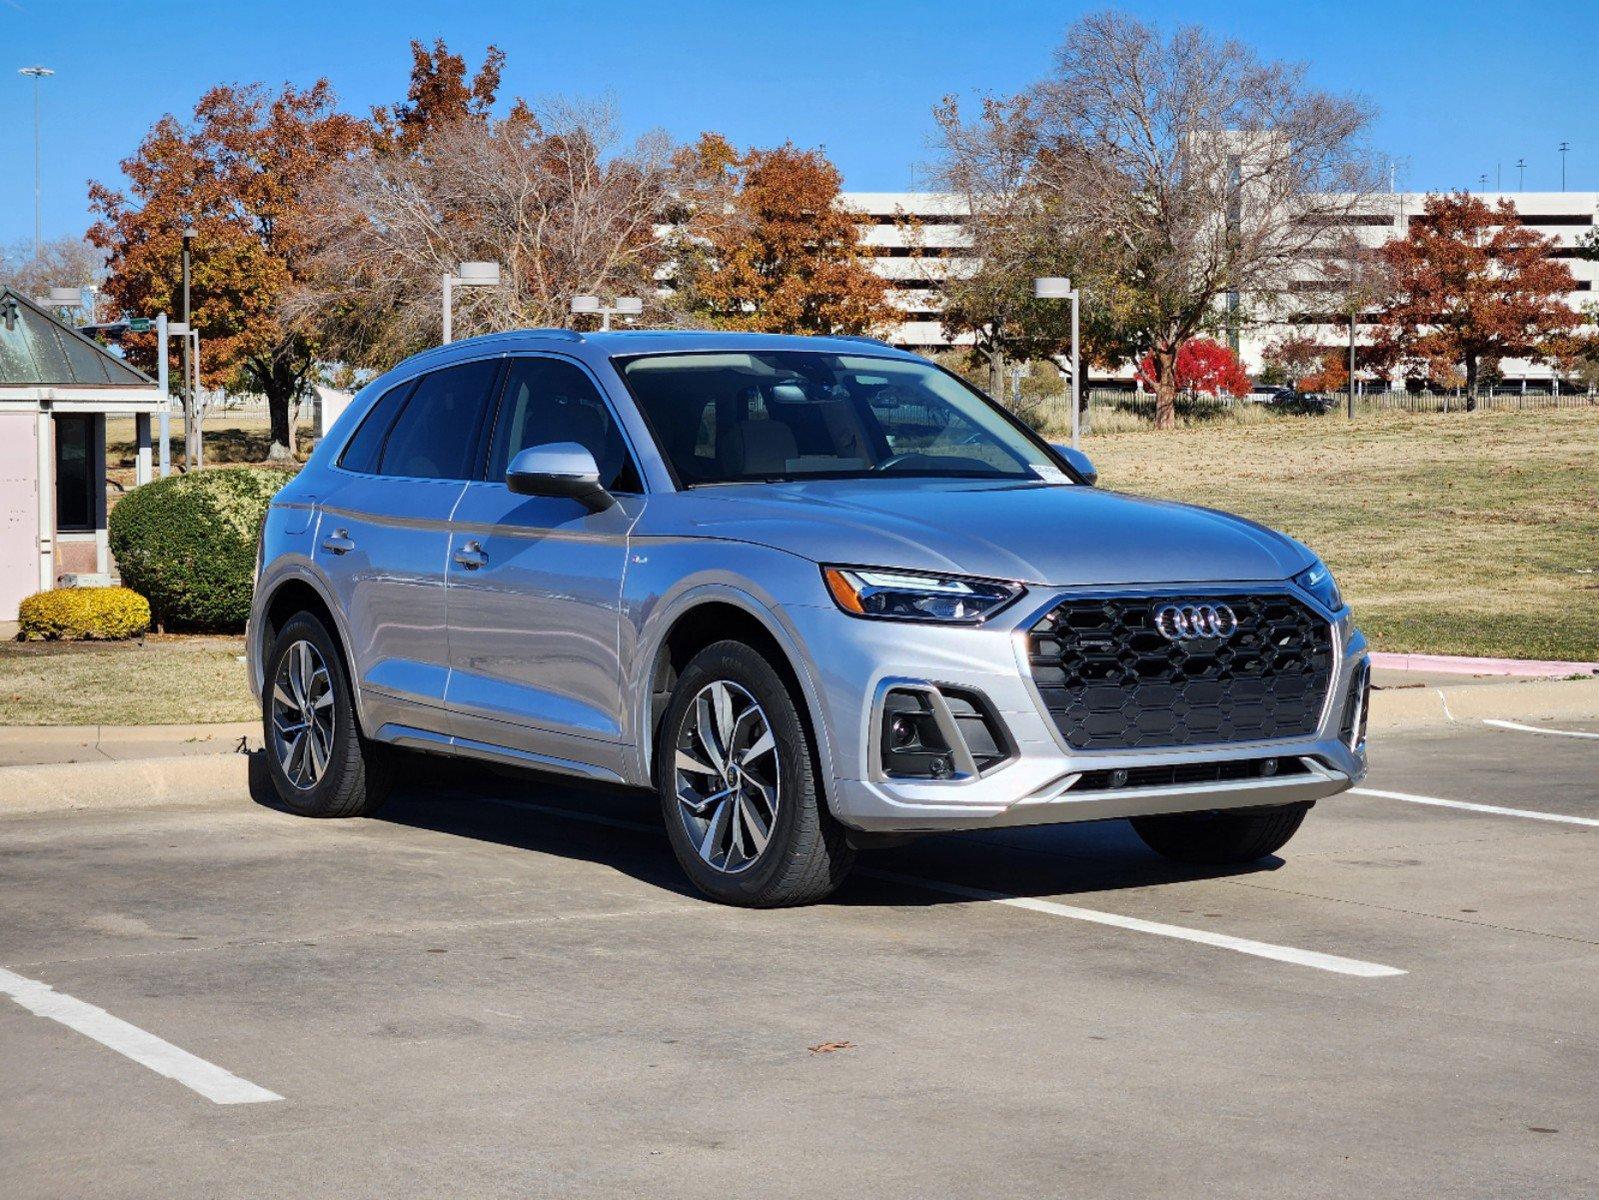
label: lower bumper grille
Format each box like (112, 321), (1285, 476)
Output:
(1028, 593), (1335, 751)
(1074, 755), (1312, 792)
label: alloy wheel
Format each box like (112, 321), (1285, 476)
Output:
(673, 680), (781, 874)
(270, 639), (336, 790)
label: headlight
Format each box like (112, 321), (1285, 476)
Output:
(1293, 558), (1345, 612)
(822, 566), (1024, 625)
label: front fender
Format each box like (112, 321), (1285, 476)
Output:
(621, 543), (838, 791)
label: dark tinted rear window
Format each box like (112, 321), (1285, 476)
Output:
(377, 359), (502, 480)
(338, 379), (416, 474)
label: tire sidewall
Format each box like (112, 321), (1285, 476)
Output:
(261, 612), (361, 816)
(657, 642), (817, 904)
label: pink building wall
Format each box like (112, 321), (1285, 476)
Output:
(0, 411), (40, 621)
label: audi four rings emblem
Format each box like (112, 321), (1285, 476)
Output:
(1154, 603), (1239, 640)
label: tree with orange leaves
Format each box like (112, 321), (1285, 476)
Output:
(1373, 193), (1581, 396)
(673, 136), (891, 336)
(88, 81), (364, 459)
(371, 39), (508, 155)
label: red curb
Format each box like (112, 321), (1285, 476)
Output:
(1369, 652), (1599, 679)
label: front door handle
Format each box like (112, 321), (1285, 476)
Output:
(321, 529), (355, 555)
(452, 540), (488, 570)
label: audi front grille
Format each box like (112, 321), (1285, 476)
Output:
(1026, 593), (1335, 751)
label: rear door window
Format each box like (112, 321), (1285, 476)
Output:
(337, 379), (416, 474)
(377, 359), (503, 480)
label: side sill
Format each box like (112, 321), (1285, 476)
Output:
(372, 723), (626, 785)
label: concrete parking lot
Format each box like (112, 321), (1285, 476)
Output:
(2, 718), (1596, 1199)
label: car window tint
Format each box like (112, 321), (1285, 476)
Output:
(377, 359), (502, 480)
(337, 379), (416, 474)
(489, 356), (641, 493)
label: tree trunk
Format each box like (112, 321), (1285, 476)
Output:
(267, 391), (297, 461)
(1153, 344), (1178, 430)
(1464, 355), (1478, 413)
(987, 346), (1006, 406)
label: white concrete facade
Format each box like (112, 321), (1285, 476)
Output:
(842, 191), (1599, 383)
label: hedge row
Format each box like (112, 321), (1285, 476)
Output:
(108, 466), (291, 632)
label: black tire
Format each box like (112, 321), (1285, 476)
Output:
(657, 640), (855, 907)
(1130, 803), (1311, 865)
(261, 611), (393, 818)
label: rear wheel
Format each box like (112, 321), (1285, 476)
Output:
(658, 640), (854, 907)
(1130, 803), (1311, 865)
(262, 611), (393, 818)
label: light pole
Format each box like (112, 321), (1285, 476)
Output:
(441, 261), (502, 343)
(1516, 158), (1527, 190)
(18, 66), (54, 260)
(1033, 277), (1081, 449)
(570, 294), (643, 331)
(181, 226), (195, 469)
(1559, 142), (1569, 191)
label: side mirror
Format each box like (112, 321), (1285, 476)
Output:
(505, 443), (614, 511)
(1050, 443), (1099, 486)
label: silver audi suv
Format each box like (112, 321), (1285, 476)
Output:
(249, 330), (1369, 906)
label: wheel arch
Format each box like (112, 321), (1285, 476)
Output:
(639, 593), (836, 801)
(254, 572), (372, 735)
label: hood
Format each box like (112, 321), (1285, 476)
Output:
(670, 478), (1313, 586)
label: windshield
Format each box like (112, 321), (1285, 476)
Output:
(616, 350), (1071, 486)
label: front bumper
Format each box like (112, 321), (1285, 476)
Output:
(788, 583), (1368, 834)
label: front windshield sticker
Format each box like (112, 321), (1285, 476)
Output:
(1033, 463), (1070, 484)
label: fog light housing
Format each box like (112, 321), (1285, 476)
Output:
(878, 686), (1014, 780)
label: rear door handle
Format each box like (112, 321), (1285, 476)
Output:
(452, 540), (488, 570)
(321, 529), (355, 555)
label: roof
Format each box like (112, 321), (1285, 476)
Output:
(398, 327), (917, 375)
(0, 288), (155, 388)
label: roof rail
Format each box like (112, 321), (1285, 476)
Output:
(831, 334), (895, 349)
(521, 327), (585, 342)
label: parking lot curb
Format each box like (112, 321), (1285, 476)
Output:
(0, 752), (255, 815)
(1368, 676), (1599, 733)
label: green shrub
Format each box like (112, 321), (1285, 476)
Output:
(108, 466), (292, 631)
(17, 586), (151, 640)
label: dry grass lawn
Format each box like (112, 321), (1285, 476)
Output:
(0, 637), (254, 726)
(1087, 408), (1599, 662)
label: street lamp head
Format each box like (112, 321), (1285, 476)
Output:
(46, 286), (82, 307)
(1033, 277), (1074, 300)
(612, 296), (644, 315)
(455, 260), (501, 286)
(182, 225), (197, 242)
(570, 295), (602, 314)
(18, 66), (55, 79)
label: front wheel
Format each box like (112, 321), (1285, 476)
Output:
(1130, 803), (1311, 865)
(262, 611), (393, 818)
(657, 640), (854, 907)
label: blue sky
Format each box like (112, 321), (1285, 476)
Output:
(3, 0), (1597, 247)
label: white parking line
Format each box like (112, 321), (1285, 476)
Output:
(1352, 787), (1599, 828)
(862, 870), (1405, 978)
(471, 795), (1405, 976)
(0, 966), (282, 1105)
(1483, 719), (1599, 741)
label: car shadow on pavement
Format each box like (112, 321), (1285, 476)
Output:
(260, 751), (1288, 910)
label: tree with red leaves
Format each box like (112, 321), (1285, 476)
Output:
(1373, 193), (1581, 395)
(1136, 338), (1251, 397)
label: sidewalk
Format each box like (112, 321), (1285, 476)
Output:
(0, 721), (258, 768)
